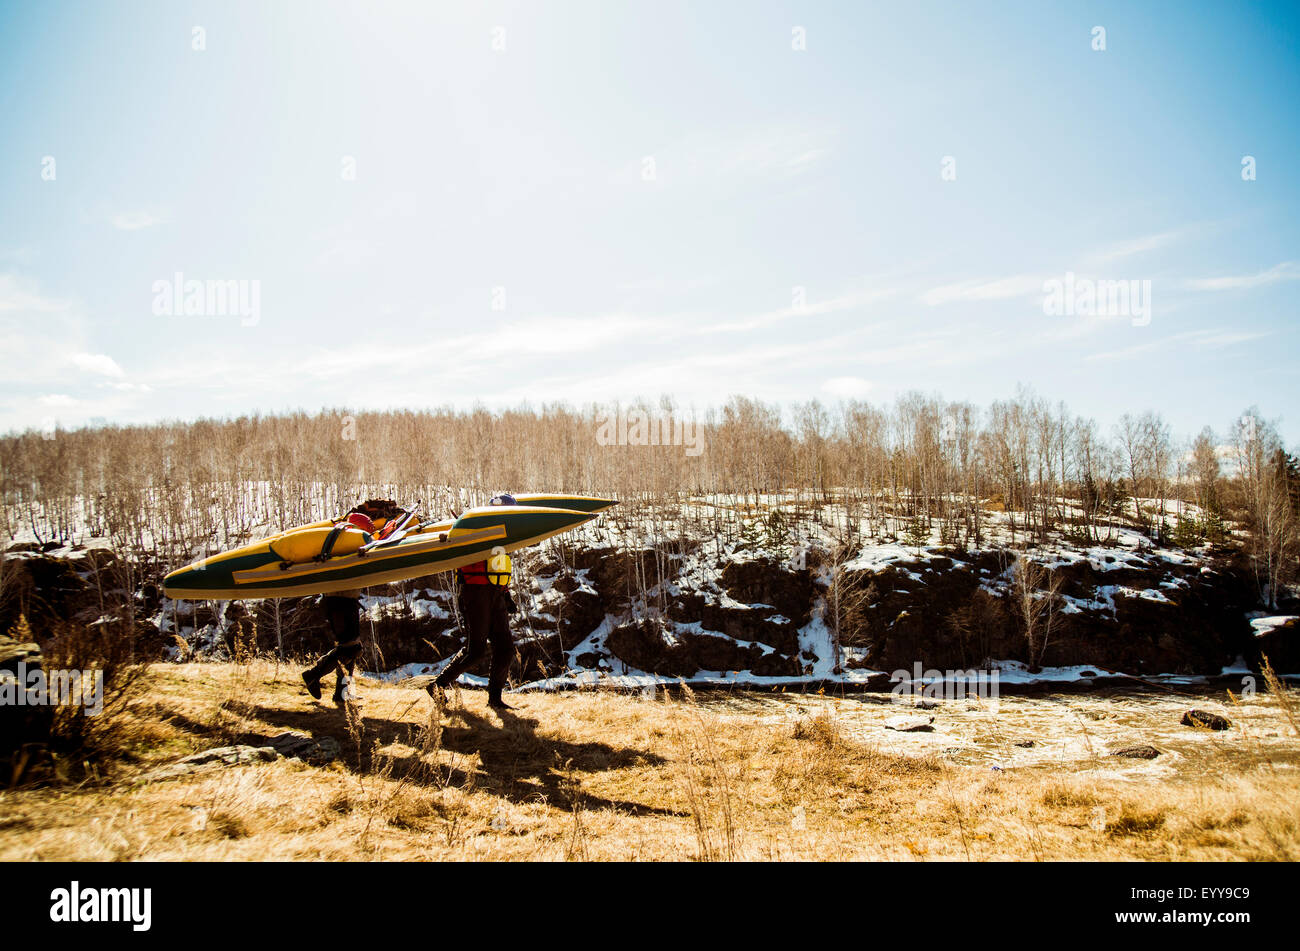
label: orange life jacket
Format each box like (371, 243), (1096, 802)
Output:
(458, 552), (511, 586)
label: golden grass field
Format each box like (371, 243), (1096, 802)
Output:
(2, 661), (1299, 861)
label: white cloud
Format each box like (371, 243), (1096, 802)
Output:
(1089, 229), (1185, 264)
(0, 273), (68, 313)
(1085, 328), (1270, 363)
(315, 314), (651, 377)
(821, 376), (873, 398)
(38, 393), (78, 407)
(495, 314), (657, 354)
(0, 274), (96, 388)
(1186, 261), (1300, 291)
(1189, 330), (1270, 348)
(69, 352), (125, 378)
(920, 274), (1045, 306)
(111, 210), (167, 231)
(695, 286), (898, 335)
(785, 149), (828, 171)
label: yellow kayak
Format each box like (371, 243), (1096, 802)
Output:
(163, 495), (616, 600)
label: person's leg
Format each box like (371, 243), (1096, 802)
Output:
(328, 598), (362, 703)
(302, 596), (361, 700)
(434, 586), (490, 689)
(486, 591), (515, 709)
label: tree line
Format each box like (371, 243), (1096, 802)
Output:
(1, 389), (1296, 607)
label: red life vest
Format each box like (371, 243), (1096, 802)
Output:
(459, 561), (490, 585)
(458, 552), (511, 586)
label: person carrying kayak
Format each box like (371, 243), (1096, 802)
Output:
(429, 494), (519, 711)
(301, 499), (408, 704)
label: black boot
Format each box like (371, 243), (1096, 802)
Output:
(302, 669), (323, 700)
(487, 689), (514, 711)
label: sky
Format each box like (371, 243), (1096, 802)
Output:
(1, 0), (1298, 444)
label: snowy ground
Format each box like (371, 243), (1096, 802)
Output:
(700, 683), (1293, 778)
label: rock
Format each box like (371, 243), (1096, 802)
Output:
(0, 555), (101, 640)
(668, 591), (799, 654)
(1181, 709), (1231, 730)
(885, 715), (935, 732)
(1, 631), (54, 781)
(719, 557), (815, 629)
(1, 631), (53, 763)
(1112, 744), (1162, 759)
(915, 698), (942, 710)
(1014, 740), (1035, 748)
(143, 744), (280, 782)
(568, 545), (670, 610)
(554, 588), (605, 646)
(1252, 616), (1300, 675)
(183, 745), (280, 767)
(266, 731), (340, 765)
(605, 619), (800, 678)
(835, 547), (1258, 675)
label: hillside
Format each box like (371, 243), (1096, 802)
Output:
(3, 496), (1297, 687)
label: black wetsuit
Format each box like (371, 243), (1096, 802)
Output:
(304, 594), (362, 701)
(434, 575), (514, 704)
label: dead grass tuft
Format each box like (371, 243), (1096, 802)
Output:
(1040, 782), (1103, 809)
(1106, 804), (1168, 837)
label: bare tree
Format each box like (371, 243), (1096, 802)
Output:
(1012, 553), (1064, 670)
(1233, 410), (1297, 608)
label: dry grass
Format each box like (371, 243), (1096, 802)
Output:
(2, 661), (1299, 861)
(1260, 655), (1299, 738)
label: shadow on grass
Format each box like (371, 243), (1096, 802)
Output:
(161, 692), (683, 817)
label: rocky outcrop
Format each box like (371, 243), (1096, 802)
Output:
(1, 549), (171, 659)
(1, 551), (107, 639)
(665, 592), (799, 654)
(264, 730), (340, 764)
(605, 618), (801, 678)
(566, 546), (681, 610)
(836, 549), (1263, 676)
(1253, 613), (1300, 673)
(719, 558), (815, 629)
(141, 745), (280, 782)
(6, 536), (1294, 686)
(144, 744), (280, 781)
(140, 731), (339, 783)
(1, 630), (53, 779)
